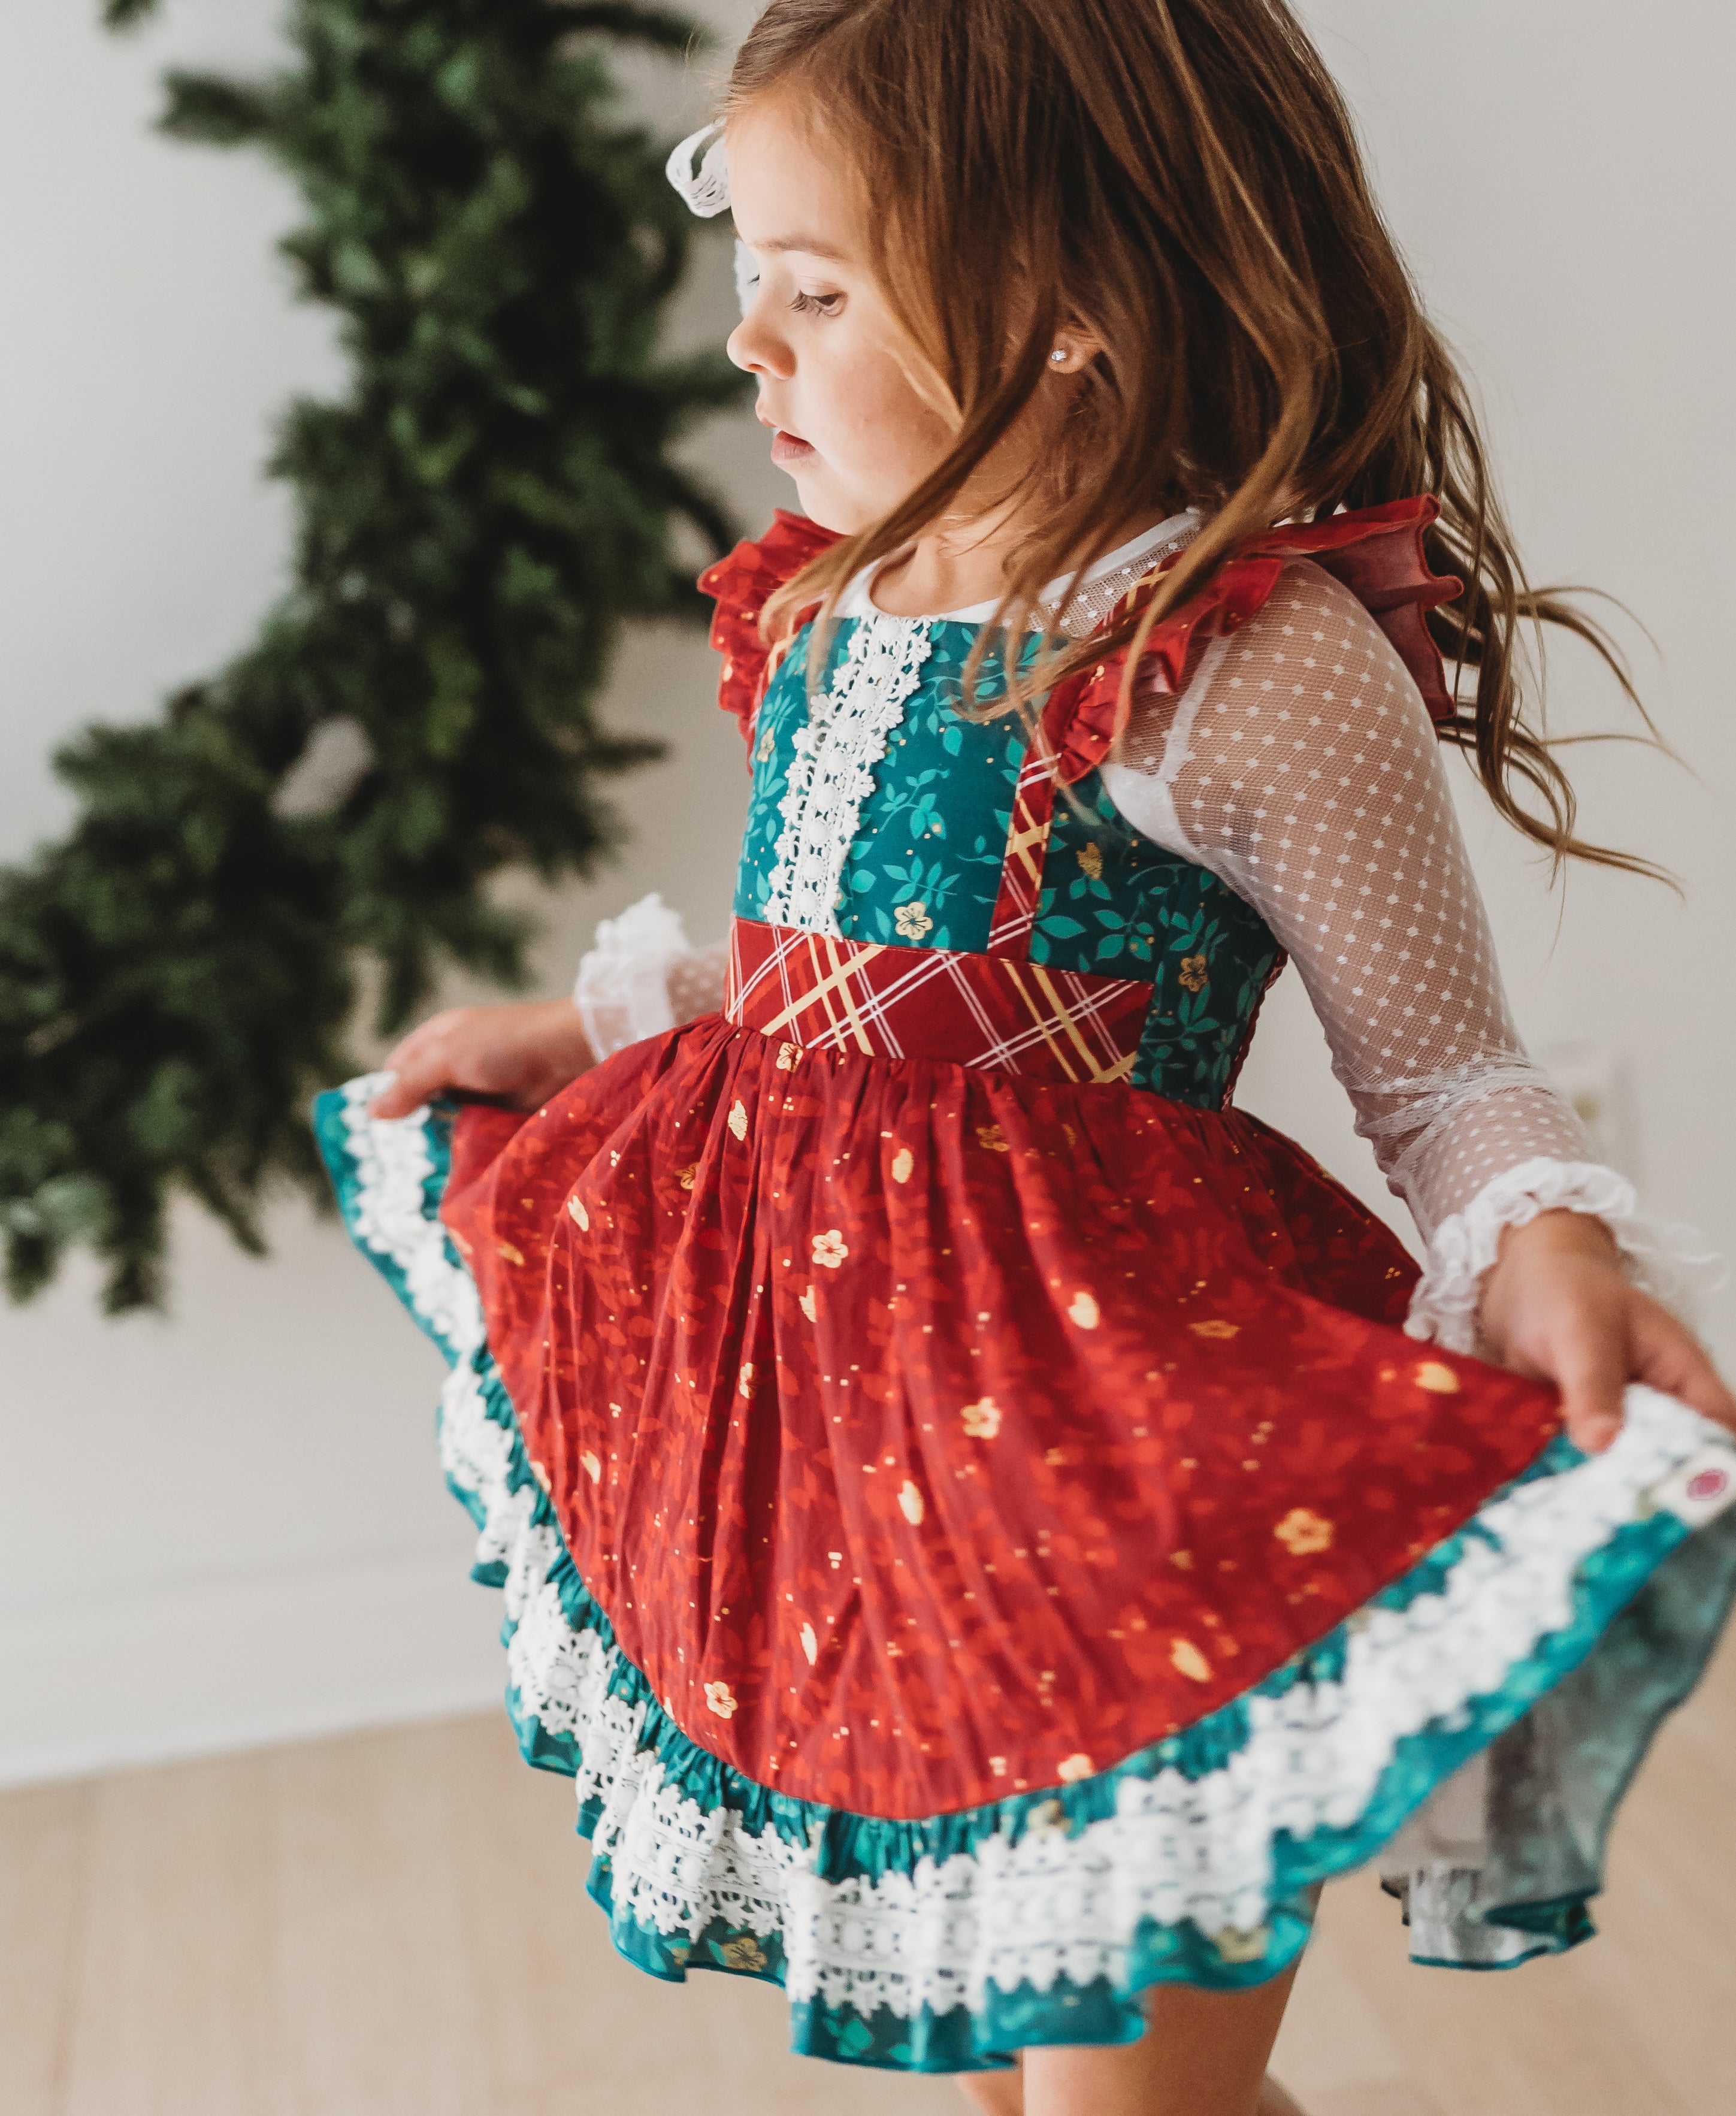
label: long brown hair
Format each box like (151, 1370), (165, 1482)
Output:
(728, 0), (1658, 876)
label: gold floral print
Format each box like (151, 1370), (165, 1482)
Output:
(894, 900), (934, 941)
(718, 1934), (768, 1973)
(1076, 842), (1104, 881)
(776, 1041), (800, 1071)
(1170, 1637), (1212, 1682)
(961, 1396), (1003, 1439)
(1190, 1319), (1240, 1340)
(530, 1459), (552, 1495)
(799, 1284), (818, 1322)
(703, 1680), (738, 1719)
(800, 1621), (819, 1665)
(976, 1123), (1009, 1152)
(579, 1448), (602, 1484)
(728, 1099), (749, 1140)
(812, 1229), (848, 1269)
(1274, 1507), (1335, 1556)
(1178, 953), (1209, 993)
(1415, 1360), (1460, 1393)
(567, 1195), (589, 1232)
(676, 1163), (698, 1191)
(1057, 1752), (1094, 1783)
(496, 1240), (525, 1266)
(1067, 1290), (1100, 1330)
(737, 1362), (755, 1399)
(897, 1479), (925, 1525)
(891, 1145), (914, 1184)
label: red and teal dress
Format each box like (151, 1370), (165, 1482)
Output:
(316, 502), (1736, 2074)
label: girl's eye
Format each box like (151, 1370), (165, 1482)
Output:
(790, 291), (843, 317)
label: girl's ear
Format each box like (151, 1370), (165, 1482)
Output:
(1045, 327), (1106, 375)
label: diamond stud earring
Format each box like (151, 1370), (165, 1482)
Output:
(1050, 347), (1068, 364)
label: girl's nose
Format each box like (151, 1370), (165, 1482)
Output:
(727, 301), (794, 380)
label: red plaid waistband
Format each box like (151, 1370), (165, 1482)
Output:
(724, 917), (1151, 1086)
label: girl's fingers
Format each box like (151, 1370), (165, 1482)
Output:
(1551, 1315), (1630, 1455)
(1543, 1292), (1736, 1455)
(1629, 1304), (1736, 1433)
(364, 1002), (592, 1122)
(370, 1060), (442, 1119)
(369, 1011), (476, 1117)
(369, 1021), (463, 1117)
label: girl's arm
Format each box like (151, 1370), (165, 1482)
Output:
(1102, 558), (1734, 1450)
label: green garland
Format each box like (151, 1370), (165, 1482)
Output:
(0, 0), (744, 1310)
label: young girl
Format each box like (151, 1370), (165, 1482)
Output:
(319, 4), (1736, 2110)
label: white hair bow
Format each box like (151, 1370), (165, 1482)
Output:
(666, 119), (758, 314)
(666, 121), (731, 217)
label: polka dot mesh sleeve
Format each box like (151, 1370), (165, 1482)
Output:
(1100, 561), (1707, 1346)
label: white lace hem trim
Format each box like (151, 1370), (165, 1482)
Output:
(334, 1084), (1734, 2023)
(1405, 1155), (1724, 1355)
(572, 893), (692, 1060)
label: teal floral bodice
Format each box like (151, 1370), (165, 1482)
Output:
(733, 612), (1283, 1110)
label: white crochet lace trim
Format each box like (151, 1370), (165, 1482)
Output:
(1407, 1154), (1724, 1355)
(335, 1083), (1734, 2021)
(572, 892), (692, 1061)
(761, 614), (934, 935)
(337, 1074), (483, 1354)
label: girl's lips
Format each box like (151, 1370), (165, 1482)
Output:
(770, 428), (816, 467)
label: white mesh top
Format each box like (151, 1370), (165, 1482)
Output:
(574, 519), (1703, 1346)
(1100, 557), (1592, 1244)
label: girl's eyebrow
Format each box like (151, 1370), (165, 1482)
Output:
(748, 234), (851, 261)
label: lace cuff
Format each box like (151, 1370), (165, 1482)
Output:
(573, 893), (694, 1060)
(1405, 1155), (1722, 1355)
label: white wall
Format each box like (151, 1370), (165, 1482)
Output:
(0, 0), (1729, 1786)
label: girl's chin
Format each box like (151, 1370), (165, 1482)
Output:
(776, 461), (880, 536)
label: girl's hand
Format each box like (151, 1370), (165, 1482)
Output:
(369, 999), (597, 1120)
(1480, 1210), (1736, 1453)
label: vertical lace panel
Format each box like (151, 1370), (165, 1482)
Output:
(762, 615), (936, 936)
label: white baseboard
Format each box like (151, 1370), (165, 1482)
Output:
(0, 1550), (507, 1789)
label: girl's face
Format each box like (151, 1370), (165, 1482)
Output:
(725, 104), (957, 534)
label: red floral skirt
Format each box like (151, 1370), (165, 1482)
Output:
(443, 1015), (1557, 1822)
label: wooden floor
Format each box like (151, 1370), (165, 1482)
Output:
(5, 1630), (1732, 2116)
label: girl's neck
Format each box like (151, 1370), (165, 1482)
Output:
(866, 504), (1178, 620)
(867, 508), (1028, 618)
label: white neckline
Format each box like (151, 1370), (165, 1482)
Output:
(836, 510), (1200, 625)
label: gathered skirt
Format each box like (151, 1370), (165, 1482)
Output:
(316, 1016), (1736, 2073)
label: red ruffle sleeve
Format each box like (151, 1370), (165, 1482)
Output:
(1041, 497), (1462, 786)
(697, 510), (841, 752)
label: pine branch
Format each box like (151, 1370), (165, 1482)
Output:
(160, 71), (278, 146)
(5, 0), (749, 1308)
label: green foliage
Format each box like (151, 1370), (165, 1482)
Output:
(1, 0), (743, 1310)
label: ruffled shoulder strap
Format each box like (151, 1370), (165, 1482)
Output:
(698, 510), (842, 747)
(1042, 496), (1462, 786)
